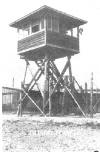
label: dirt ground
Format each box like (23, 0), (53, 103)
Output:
(2, 113), (100, 152)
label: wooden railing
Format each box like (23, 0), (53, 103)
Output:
(18, 30), (79, 53)
(18, 30), (46, 52)
(46, 31), (79, 51)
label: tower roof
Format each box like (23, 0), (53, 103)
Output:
(10, 5), (87, 29)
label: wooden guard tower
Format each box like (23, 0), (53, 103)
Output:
(10, 5), (87, 116)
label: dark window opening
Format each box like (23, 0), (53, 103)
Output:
(32, 24), (40, 33)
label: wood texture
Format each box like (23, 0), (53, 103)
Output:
(46, 31), (79, 51)
(18, 30), (45, 52)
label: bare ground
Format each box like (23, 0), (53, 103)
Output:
(2, 113), (100, 152)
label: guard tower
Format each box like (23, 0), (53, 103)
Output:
(10, 5), (87, 116)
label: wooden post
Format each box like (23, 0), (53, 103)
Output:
(23, 60), (29, 85)
(17, 91), (22, 117)
(12, 77), (14, 88)
(85, 82), (88, 114)
(43, 55), (49, 113)
(90, 72), (93, 118)
(71, 29), (73, 37)
(68, 56), (73, 91)
(45, 57), (70, 108)
(96, 88), (98, 103)
(50, 63), (54, 90)
(62, 89), (66, 115)
(62, 76), (68, 115)
(49, 71), (52, 116)
(93, 88), (98, 113)
(20, 91), (22, 117)
(77, 27), (79, 38)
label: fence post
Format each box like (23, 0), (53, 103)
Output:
(90, 72), (93, 118)
(85, 82), (88, 115)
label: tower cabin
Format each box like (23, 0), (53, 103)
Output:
(10, 5), (87, 61)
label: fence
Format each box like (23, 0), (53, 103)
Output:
(2, 86), (100, 114)
(2, 87), (21, 112)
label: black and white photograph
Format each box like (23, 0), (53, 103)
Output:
(1, 0), (100, 151)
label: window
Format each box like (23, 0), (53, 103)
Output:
(17, 27), (30, 40)
(73, 28), (77, 37)
(18, 21), (44, 40)
(66, 30), (71, 36)
(23, 27), (30, 36)
(17, 29), (23, 40)
(31, 24), (40, 33)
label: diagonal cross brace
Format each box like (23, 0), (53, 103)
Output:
(65, 86), (86, 117)
(50, 61), (64, 86)
(73, 77), (86, 104)
(45, 58), (70, 107)
(25, 61), (43, 98)
(22, 89), (46, 116)
(19, 59), (46, 116)
(93, 98), (100, 111)
(35, 60), (44, 68)
(27, 67), (41, 90)
(27, 59), (46, 90)
(29, 70), (43, 90)
(48, 67), (58, 84)
(23, 60), (29, 84)
(18, 72), (44, 115)
(36, 82), (44, 98)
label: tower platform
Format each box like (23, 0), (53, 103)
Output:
(10, 5), (87, 61)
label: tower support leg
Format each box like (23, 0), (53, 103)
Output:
(23, 59), (29, 85)
(62, 76), (69, 115)
(43, 55), (49, 113)
(68, 56), (73, 91)
(48, 61), (52, 116)
(45, 57), (70, 108)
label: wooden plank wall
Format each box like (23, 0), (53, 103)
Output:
(18, 30), (45, 52)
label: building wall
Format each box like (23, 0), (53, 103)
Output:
(2, 87), (20, 112)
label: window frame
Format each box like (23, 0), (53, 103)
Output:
(31, 22), (40, 34)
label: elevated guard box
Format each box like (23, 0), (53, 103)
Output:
(10, 5), (87, 61)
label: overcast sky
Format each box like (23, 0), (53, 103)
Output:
(0, 0), (100, 89)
